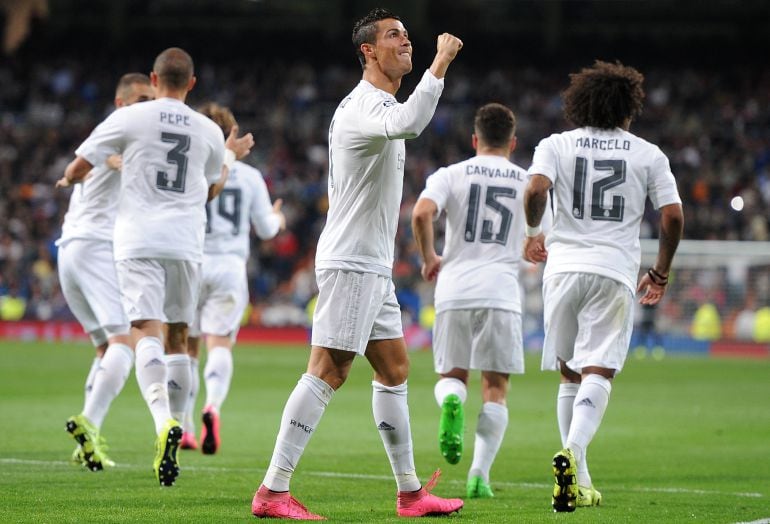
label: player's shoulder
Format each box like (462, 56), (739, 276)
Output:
(355, 80), (398, 108)
(231, 160), (263, 180)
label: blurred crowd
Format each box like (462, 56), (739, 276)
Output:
(1, 56), (768, 335)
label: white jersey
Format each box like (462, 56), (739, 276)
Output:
(528, 126), (681, 292)
(57, 163), (120, 245)
(204, 160), (281, 260)
(316, 70), (445, 276)
(420, 155), (535, 314)
(75, 97), (225, 262)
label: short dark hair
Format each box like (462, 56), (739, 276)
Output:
(562, 60), (645, 129)
(474, 103), (516, 149)
(197, 101), (236, 136)
(352, 7), (400, 69)
(152, 47), (194, 90)
(115, 73), (150, 98)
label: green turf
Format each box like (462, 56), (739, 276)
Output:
(0, 340), (768, 522)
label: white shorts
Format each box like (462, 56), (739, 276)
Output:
(57, 239), (129, 346)
(432, 309), (524, 374)
(541, 272), (634, 374)
(189, 254), (248, 339)
(115, 258), (201, 325)
(311, 269), (403, 355)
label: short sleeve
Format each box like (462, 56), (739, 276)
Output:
(204, 128), (226, 185)
(75, 109), (127, 167)
(418, 167), (452, 217)
(248, 168), (281, 239)
(647, 148), (682, 209)
(527, 135), (559, 183)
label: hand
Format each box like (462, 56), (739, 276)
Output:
(421, 254), (442, 282)
(106, 154), (123, 170)
(637, 273), (667, 305)
(272, 198), (286, 231)
(224, 124), (254, 160)
(436, 33), (463, 61)
(523, 234), (547, 264)
(55, 176), (73, 189)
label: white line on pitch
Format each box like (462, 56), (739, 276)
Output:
(0, 457), (764, 500)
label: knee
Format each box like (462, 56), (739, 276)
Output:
(375, 360), (409, 387)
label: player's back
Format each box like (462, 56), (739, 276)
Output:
(530, 126), (679, 290)
(111, 98), (225, 262)
(203, 160), (274, 260)
(427, 155), (529, 313)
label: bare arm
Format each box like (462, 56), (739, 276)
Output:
(56, 156), (94, 188)
(208, 124), (254, 201)
(637, 203), (684, 305)
(522, 174), (552, 263)
(411, 197), (441, 282)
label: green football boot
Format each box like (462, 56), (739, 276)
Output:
(552, 448), (578, 512)
(466, 475), (494, 498)
(153, 419), (183, 486)
(438, 394), (464, 465)
(577, 485), (602, 507)
(65, 414), (114, 471)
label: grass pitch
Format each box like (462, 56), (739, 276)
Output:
(0, 340), (768, 522)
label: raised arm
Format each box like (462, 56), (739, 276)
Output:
(208, 124), (254, 201)
(381, 33), (463, 139)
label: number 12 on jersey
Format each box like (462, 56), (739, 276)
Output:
(464, 183), (516, 245)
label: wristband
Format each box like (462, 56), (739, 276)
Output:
(525, 224), (542, 237)
(647, 267), (669, 286)
(223, 149), (236, 170)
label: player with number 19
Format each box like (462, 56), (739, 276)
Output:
(179, 102), (285, 454)
(60, 47), (253, 486)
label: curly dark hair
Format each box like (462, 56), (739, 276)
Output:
(352, 7), (401, 69)
(474, 103), (516, 149)
(562, 60), (645, 129)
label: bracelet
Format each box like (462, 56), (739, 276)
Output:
(223, 149), (236, 170)
(647, 267), (668, 286)
(525, 224), (542, 237)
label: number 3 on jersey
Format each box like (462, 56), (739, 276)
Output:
(156, 132), (190, 192)
(464, 183), (515, 245)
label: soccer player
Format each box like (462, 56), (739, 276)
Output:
(522, 60), (684, 512)
(58, 73), (154, 471)
(412, 102), (550, 499)
(179, 102), (285, 454)
(59, 47), (254, 486)
(251, 8), (464, 520)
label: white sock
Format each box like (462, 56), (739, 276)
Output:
(263, 373), (334, 492)
(557, 382), (591, 486)
(204, 346), (233, 412)
(468, 402), (508, 483)
(557, 383), (579, 447)
(84, 357), (101, 403)
(433, 377), (467, 407)
(82, 344), (133, 429)
(135, 337), (172, 434)
(184, 357), (199, 434)
(165, 353), (191, 425)
(566, 374), (611, 487)
(373, 381), (420, 492)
